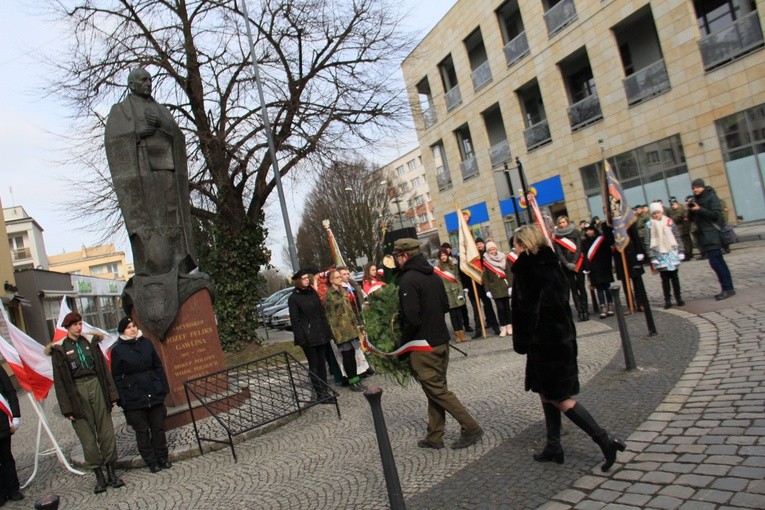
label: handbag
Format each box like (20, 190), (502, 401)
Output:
(713, 223), (738, 245)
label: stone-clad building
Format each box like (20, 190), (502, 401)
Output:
(402, 0), (765, 251)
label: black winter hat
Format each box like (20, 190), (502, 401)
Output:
(117, 316), (134, 334)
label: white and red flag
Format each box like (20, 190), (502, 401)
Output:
(54, 297), (118, 360)
(0, 312), (54, 401)
(0, 335), (35, 395)
(456, 204), (483, 283)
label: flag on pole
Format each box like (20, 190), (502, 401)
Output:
(0, 311), (54, 401)
(55, 297), (118, 360)
(602, 159), (636, 252)
(522, 189), (553, 247)
(455, 204), (482, 283)
(322, 219), (347, 268)
(0, 335), (34, 395)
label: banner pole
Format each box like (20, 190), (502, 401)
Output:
(620, 251), (635, 313)
(472, 279), (486, 338)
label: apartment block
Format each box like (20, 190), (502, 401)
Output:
(48, 243), (130, 281)
(4, 205), (49, 271)
(402, 0), (765, 251)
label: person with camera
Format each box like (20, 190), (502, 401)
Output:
(687, 178), (735, 300)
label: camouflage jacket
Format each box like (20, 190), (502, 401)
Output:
(668, 205), (689, 236)
(323, 286), (360, 345)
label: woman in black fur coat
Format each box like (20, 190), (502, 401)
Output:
(510, 225), (626, 472)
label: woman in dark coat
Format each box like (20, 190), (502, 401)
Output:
(511, 225), (625, 472)
(580, 223), (615, 318)
(0, 368), (23, 504)
(111, 317), (171, 473)
(288, 269), (334, 403)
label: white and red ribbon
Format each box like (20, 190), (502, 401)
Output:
(587, 235), (605, 262)
(433, 267), (459, 284)
(361, 336), (433, 357)
(0, 393), (12, 426)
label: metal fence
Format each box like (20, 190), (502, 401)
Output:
(184, 351), (340, 461)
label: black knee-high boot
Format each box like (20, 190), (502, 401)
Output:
(533, 403), (564, 464)
(670, 271), (684, 305)
(660, 274), (672, 308)
(564, 403), (625, 472)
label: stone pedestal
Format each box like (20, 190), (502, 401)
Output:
(136, 289), (228, 428)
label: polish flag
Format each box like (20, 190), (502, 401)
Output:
(1, 311), (54, 401)
(0, 335), (34, 395)
(55, 297), (118, 362)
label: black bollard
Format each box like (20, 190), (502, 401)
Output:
(364, 387), (406, 510)
(35, 495), (60, 510)
(609, 285), (637, 371)
(631, 275), (657, 336)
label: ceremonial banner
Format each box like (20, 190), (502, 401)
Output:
(602, 159), (636, 252)
(456, 204), (482, 283)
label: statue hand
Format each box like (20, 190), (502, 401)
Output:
(145, 109), (160, 127)
(138, 126), (157, 138)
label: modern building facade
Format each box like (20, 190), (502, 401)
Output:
(402, 0), (765, 251)
(48, 243), (130, 281)
(0, 197), (29, 334)
(378, 147), (440, 248)
(3, 205), (49, 271)
(14, 269), (125, 344)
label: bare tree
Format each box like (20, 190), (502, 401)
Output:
(296, 159), (392, 270)
(41, 0), (413, 347)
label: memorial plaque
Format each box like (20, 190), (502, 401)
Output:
(137, 289), (226, 407)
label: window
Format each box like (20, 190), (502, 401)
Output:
(432, 141), (452, 191)
(414, 195), (426, 206)
(407, 159), (417, 171)
(411, 176), (422, 188)
(90, 262), (120, 277)
(396, 165), (405, 176)
(579, 134), (689, 218)
(399, 182), (410, 193)
(417, 214), (429, 224)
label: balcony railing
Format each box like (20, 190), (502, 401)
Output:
(544, 0), (577, 38)
(459, 156), (479, 180)
(471, 60), (493, 91)
(523, 119), (552, 151)
(567, 93), (603, 130)
(436, 165), (453, 191)
(503, 31), (530, 67)
(623, 58), (671, 106)
(699, 10), (764, 71)
(422, 107), (437, 128)
(488, 139), (512, 168)
(12, 247), (32, 261)
(445, 85), (462, 111)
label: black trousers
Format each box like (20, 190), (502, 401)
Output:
(469, 291), (498, 328)
(494, 297), (511, 325)
(448, 308), (464, 331)
(565, 271), (588, 313)
(123, 404), (168, 465)
(301, 343), (330, 395)
(0, 435), (19, 499)
(659, 270), (681, 301)
(341, 347), (359, 381)
(459, 304), (470, 328)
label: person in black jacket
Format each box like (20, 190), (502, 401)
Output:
(111, 317), (171, 473)
(511, 225), (625, 472)
(394, 238), (483, 450)
(288, 269), (334, 403)
(0, 368), (23, 505)
(687, 178), (735, 300)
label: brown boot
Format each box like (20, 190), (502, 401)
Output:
(455, 330), (465, 342)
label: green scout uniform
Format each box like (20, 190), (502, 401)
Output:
(47, 335), (119, 469)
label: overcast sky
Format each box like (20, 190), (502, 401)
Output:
(0, 0), (457, 271)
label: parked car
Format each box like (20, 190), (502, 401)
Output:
(260, 292), (292, 327)
(257, 288), (292, 325)
(270, 305), (291, 330)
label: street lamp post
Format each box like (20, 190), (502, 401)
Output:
(502, 162), (523, 229)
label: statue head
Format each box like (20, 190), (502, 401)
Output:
(128, 67), (152, 98)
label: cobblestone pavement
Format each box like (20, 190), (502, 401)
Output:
(4, 237), (765, 509)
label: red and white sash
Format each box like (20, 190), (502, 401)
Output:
(554, 237), (584, 271)
(506, 252), (518, 264)
(433, 267), (459, 284)
(587, 236), (605, 262)
(0, 393), (13, 426)
(483, 261), (507, 280)
(361, 336), (433, 357)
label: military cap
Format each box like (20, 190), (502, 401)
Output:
(392, 238), (421, 254)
